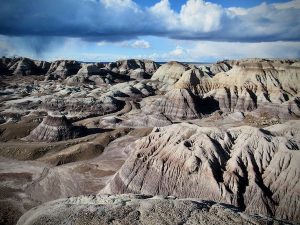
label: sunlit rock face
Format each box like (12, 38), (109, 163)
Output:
(17, 194), (289, 225)
(151, 61), (190, 85)
(209, 60), (233, 74)
(202, 59), (300, 115)
(174, 68), (212, 95)
(104, 120), (300, 223)
(158, 59), (300, 118)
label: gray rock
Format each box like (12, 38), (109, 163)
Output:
(104, 121), (300, 223)
(25, 112), (82, 142)
(17, 194), (289, 225)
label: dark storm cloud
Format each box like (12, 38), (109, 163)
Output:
(0, 0), (299, 43)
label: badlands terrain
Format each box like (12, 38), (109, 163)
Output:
(0, 57), (299, 225)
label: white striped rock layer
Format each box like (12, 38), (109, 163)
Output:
(25, 114), (81, 142)
(143, 88), (202, 120)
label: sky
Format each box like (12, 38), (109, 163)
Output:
(0, 0), (299, 62)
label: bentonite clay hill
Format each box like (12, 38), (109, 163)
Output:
(25, 113), (82, 142)
(150, 59), (300, 119)
(202, 59), (300, 116)
(143, 88), (202, 120)
(17, 194), (288, 225)
(103, 120), (300, 223)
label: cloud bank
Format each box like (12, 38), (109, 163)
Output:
(0, 0), (300, 42)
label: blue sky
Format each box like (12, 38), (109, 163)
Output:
(0, 0), (299, 62)
(135, 0), (292, 10)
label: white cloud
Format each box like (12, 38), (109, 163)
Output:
(147, 0), (300, 42)
(179, 0), (223, 32)
(186, 41), (300, 61)
(100, 0), (139, 11)
(148, 0), (222, 33)
(131, 40), (151, 48)
(148, 0), (178, 28)
(131, 40), (300, 62)
(96, 41), (108, 46)
(169, 46), (186, 57)
(273, 0), (300, 9)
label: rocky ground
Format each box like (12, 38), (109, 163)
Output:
(0, 57), (299, 225)
(17, 194), (290, 225)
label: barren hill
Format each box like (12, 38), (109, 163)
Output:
(103, 120), (300, 223)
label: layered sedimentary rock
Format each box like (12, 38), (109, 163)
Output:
(76, 64), (101, 76)
(143, 88), (201, 120)
(64, 74), (91, 85)
(209, 60), (232, 74)
(204, 59), (300, 116)
(47, 60), (81, 79)
(117, 59), (159, 75)
(122, 113), (172, 127)
(175, 68), (212, 95)
(104, 121), (300, 223)
(151, 61), (190, 85)
(34, 60), (51, 73)
(25, 113), (81, 142)
(151, 59), (299, 118)
(42, 96), (125, 118)
(17, 194), (288, 225)
(109, 82), (155, 99)
(106, 59), (159, 77)
(4, 57), (50, 76)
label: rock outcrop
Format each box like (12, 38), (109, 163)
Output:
(25, 112), (81, 142)
(104, 121), (300, 223)
(76, 63), (101, 76)
(143, 88), (201, 120)
(175, 68), (212, 95)
(17, 194), (288, 225)
(128, 68), (150, 80)
(4, 57), (50, 76)
(64, 74), (91, 85)
(149, 59), (300, 118)
(209, 60), (232, 74)
(107, 59), (159, 77)
(151, 61), (190, 85)
(42, 95), (125, 118)
(122, 113), (172, 128)
(11, 58), (37, 76)
(203, 59), (300, 117)
(47, 60), (81, 79)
